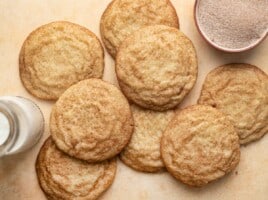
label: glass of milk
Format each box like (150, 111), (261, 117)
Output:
(0, 96), (44, 157)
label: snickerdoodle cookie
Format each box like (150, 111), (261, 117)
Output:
(120, 104), (175, 172)
(116, 25), (198, 111)
(50, 79), (133, 162)
(100, 0), (179, 57)
(161, 105), (240, 187)
(198, 63), (268, 144)
(36, 138), (116, 200)
(20, 21), (104, 100)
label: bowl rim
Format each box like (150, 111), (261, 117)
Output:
(193, 0), (268, 53)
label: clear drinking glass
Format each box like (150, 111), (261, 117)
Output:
(0, 96), (44, 157)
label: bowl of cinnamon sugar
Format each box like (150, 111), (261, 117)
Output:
(194, 0), (268, 52)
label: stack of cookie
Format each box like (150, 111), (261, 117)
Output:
(18, 0), (268, 199)
(20, 21), (132, 199)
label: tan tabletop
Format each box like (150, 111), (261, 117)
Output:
(0, 0), (267, 199)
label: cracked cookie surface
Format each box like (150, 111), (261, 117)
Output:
(116, 25), (197, 111)
(50, 79), (134, 162)
(20, 21), (104, 100)
(36, 138), (116, 200)
(198, 63), (268, 144)
(100, 0), (179, 58)
(120, 104), (175, 172)
(161, 105), (240, 187)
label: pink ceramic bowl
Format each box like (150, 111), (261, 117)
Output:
(194, 0), (268, 53)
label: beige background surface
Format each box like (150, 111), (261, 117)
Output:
(0, 0), (267, 199)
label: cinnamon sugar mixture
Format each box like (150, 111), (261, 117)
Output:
(197, 0), (268, 50)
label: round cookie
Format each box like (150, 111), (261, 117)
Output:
(100, 0), (179, 58)
(50, 79), (134, 162)
(120, 104), (175, 172)
(19, 21), (104, 100)
(161, 105), (240, 187)
(198, 63), (268, 144)
(116, 25), (198, 111)
(36, 138), (116, 200)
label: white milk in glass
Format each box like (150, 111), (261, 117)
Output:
(0, 96), (44, 156)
